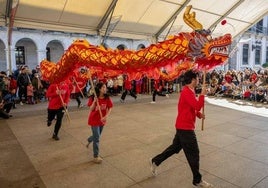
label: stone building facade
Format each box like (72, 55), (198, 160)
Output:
(229, 16), (268, 71)
(0, 28), (149, 73)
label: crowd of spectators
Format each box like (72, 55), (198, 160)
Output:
(0, 65), (49, 119)
(203, 67), (268, 104)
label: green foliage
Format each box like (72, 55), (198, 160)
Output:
(262, 62), (268, 68)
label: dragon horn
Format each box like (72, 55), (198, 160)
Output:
(183, 5), (203, 31)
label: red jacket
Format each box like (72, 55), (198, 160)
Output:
(175, 86), (204, 130)
(88, 97), (113, 126)
(9, 78), (17, 91)
(46, 83), (70, 109)
(124, 79), (132, 90)
(73, 77), (87, 93)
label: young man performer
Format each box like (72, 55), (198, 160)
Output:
(149, 70), (213, 187)
(46, 81), (70, 140)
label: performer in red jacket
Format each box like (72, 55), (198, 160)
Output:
(71, 76), (87, 108)
(149, 70), (213, 187)
(120, 75), (137, 102)
(46, 81), (71, 140)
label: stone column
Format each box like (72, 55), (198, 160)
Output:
(36, 49), (47, 64)
(5, 46), (16, 73)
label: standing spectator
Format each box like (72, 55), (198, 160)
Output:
(32, 73), (43, 103)
(107, 78), (114, 95)
(46, 81), (71, 141)
(8, 75), (17, 108)
(149, 70), (212, 187)
(113, 77), (119, 95)
(86, 82), (113, 163)
(117, 74), (124, 93)
(17, 67), (30, 105)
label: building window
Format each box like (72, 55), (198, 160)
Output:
(255, 46), (261, 65)
(242, 44), (249, 65)
(15, 46), (25, 65)
(117, 44), (126, 50)
(46, 47), (51, 61)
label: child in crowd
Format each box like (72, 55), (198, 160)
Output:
(27, 83), (34, 104)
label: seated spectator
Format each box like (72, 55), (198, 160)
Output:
(208, 76), (219, 96)
(256, 87), (266, 103)
(232, 87), (242, 99)
(223, 85), (233, 97)
(0, 93), (13, 119)
(243, 85), (254, 100)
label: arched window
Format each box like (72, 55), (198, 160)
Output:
(117, 44), (126, 50)
(137, 44), (145, 50)
(15, 46), (25, 65)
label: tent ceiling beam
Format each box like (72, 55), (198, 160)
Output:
(155, 0), (191, 40)
(97, 0), (118, 34)
(5, 0), (13, 26)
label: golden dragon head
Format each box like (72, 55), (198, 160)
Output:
(183, 5), (232, 64)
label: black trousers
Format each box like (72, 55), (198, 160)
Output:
(18, 86), (27, 102)
(152, 129), (202, 185)
(0, 109), (9, 119)
(47, 107), (65, 136)
(121, 90), (136, 100)
(152, 90), (166, 101)
(74, 92), (82, 106)
(4, 102), (13, 113)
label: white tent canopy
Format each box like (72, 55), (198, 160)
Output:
(0, 0), (268, 40)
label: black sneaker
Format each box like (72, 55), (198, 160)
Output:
(52, 134), (60, 141)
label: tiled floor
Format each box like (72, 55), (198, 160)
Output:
(1, 94), (268, 188)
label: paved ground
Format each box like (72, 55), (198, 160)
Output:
(1, 93), (268, 188)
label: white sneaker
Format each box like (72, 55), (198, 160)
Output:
(79, 104), (84, 108)
(20, 101), (23, 105)
(93, 156), (103, 164)
(194, 180), (213, 187)
(150, 101), (156, 104)
(149, 158), (157, 176)
(166, 94), (170, 98)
